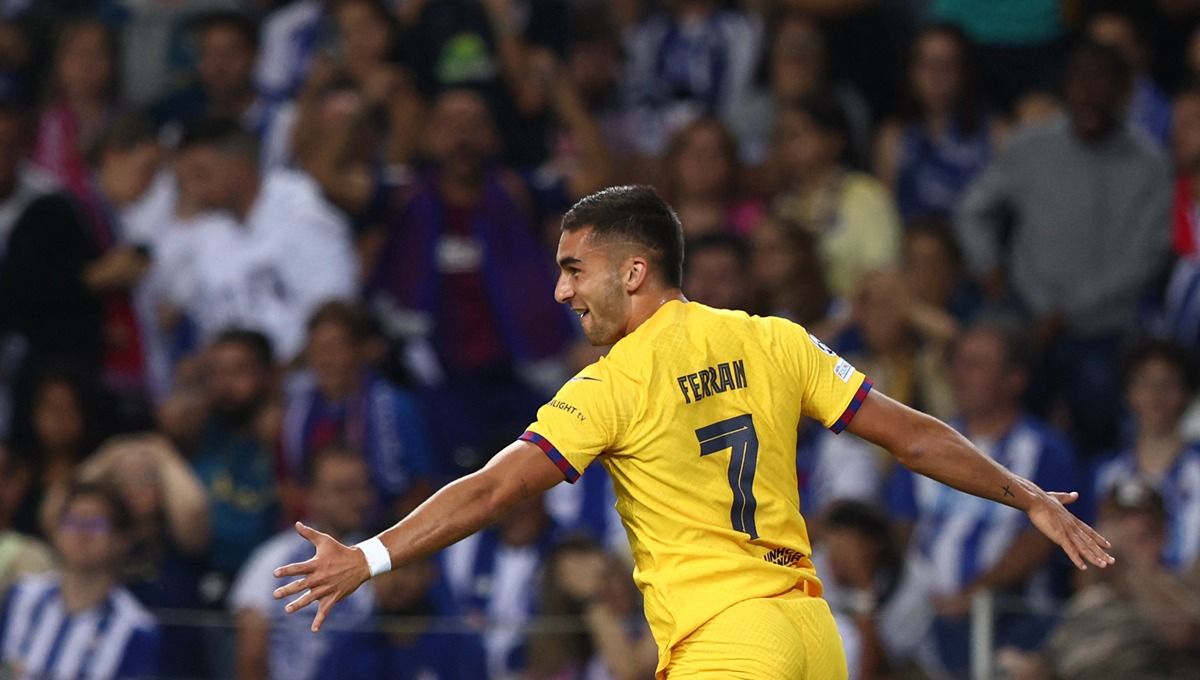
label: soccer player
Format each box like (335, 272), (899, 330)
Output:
(273, 186), (1114, 679)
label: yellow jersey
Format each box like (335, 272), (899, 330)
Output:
(520, 301), (872, 673)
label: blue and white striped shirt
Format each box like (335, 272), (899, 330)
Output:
(0, 574), (160, 680)
(1092, 445), (1200, 572)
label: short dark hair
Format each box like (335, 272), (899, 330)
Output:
(1122, 337), (1198, 395)
(88, 110), (156, 164)
(308, 300), (373, 343)
(60, 480), (133, 535)
(561, 185), (685, 288)
(962, 312), (1035, 373)
(211, 328), (274, 368)
(192, 9), (259, 51)
(177, 116), (260, 162)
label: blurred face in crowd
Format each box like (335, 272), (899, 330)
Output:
(498, 494), (548, 547)
(852, 271), (910, 355)
(750, 219), (812, 294)
(55, 22), (114, 103)
(308, 453), (373, 537)
(951, 329), (1026, 419)
(1096, 503), (1163, 565)
(55, 495), (126, 573)
(671, 119), (734, 200)
(306, 320), (363, 400)
(776, 107), (843, 179)
(374, 560), (436, 615)
(108, 447), (163, 525)
(684, 244), (749, 311)
(1064, 48), (1130, 143)
(1087, 13), (1145, 72)
(1173, 92), (1200, 174)
(555, 227), (634, 346)
(335, 0), (394, 76)
(771, 16), (825, 103)
(911, 30), (964, 114)
(175, 144), (248, 212)
(206, 340), (270, 426)
(426, 90), (498, 180)
(198, 24), (255, 104)
(34, 379), (85, 455)
(99, 141), (161, 206)
(569, 39), (620, 107)
(903, 228), (960, 308)
(1126, 356), (1190, 437)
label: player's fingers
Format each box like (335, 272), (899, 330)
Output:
(294, 521), (325, 544)
(285, 587), (322, 614)
(1075, 516), (1113, 549)
(311, 597), (334, 633)
(273, 577), (309, 600)
(1055, 528), (1087, 570)
(273, 558), (317, 579)
(1069, 523), (1113, 567)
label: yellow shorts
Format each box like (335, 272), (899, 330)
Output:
(662, 592), (849, 680)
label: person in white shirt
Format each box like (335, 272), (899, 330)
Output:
(171, 118), (357, 362)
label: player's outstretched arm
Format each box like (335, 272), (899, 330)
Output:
(846, 390), (1115, 571)
(271, 440), (565, 632)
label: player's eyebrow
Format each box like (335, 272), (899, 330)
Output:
(558, 255), (582, 269)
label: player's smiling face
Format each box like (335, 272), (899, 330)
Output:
(555, 227), (631, 346)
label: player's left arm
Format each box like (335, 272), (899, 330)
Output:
(846, 390), (1114, 571)
(271, 440), (565, 632)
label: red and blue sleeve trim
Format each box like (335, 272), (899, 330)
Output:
(519, 431), (581, 483)
(829, 378), (873, 434)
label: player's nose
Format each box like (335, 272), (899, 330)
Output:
(555, 273), (573, 304)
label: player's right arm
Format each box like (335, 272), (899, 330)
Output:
(846, 389), (1115, 571)
(271, 440), (564, 632)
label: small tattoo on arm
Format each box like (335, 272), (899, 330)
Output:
(1002, 484), (1015, 498)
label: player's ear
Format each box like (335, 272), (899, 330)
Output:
(625, 256), (648, 292)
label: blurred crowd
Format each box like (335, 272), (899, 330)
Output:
(1, 0), (1200, 679)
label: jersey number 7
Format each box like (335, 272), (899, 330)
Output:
(696, 414), (760, 540)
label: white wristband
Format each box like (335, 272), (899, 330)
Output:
(355, 537), (392, 578)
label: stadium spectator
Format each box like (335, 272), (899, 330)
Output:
(169, 330), (280, 592)
(929, 0), (1066, 111)
(169, 118), (357, 362)
(281, 301), (434, 523)
(874, 24), (999, 224)
(232, 446), (377, 680)
(32, 18), (118, 208)
(331, 557), (488, 679)
(902, 219), (983, 325)
(771, 94), (902, 298)
(151, 11), (282, 153)
(1092, 340), (1200, 573)
(619, 0), (762, 157)
(734, 11), (872, 167)
(749, 218), (838, 338)
(442, 494), (559, 680)
(1086, 9), (1171, 146)
(528, 537), (657, 680)
(368, 89), (573, 471)
(0, 481), (161, 680)
(682, 232), (753, 312)
(8, 365), (107, 538)
(0, 443), (53, 596)
(1156, 85), (1200, 346)
(882, 316), (1077, 678)
(956, 39), (1172, 455)
(812, 500), (903, 680)
(52, 434), (211, 678)
(996, 479), (1200, 680)
(543, 464), (625, 555)
(661, 117), (763, 238)
(838, 269), (956, 420)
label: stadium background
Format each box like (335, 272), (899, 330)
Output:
(0, 0), (1198, 678)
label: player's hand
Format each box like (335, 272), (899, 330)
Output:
(1027, 491), (1115, 571)
(271, 522), (370, 632)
